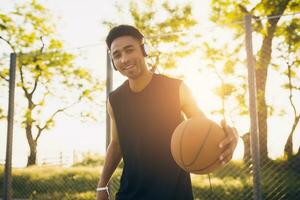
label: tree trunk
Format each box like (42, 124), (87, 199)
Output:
(284, 131), (293, 159)
(255, 0), (291, 164)
(292, 146), (300, 173)
(27, 145), (37, 166)
(256, 32), (273, 164)
(25, 99), (37, 166)
(241, 132), (251, 163)
(26, 123), (37, 166)
(284, 115), (300, 159)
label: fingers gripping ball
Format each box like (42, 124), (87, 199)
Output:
(171, 117), (226, 174)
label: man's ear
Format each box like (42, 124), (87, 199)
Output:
(141, 44), (148, 57)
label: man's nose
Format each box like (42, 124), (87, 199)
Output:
(120, 53), (129, 64)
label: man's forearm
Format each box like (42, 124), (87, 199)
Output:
(98, 142), (122, 187)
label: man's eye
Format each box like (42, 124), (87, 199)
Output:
(113, 54), (121, 59)
(126, 48), (134, 53)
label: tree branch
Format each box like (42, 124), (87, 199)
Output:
(285, 36), (299, 118)
(19, 61), (37, 108)
(0, 35), (16, 82)
(0, 73), (9, 82)
(0, 35), (16, 53)
(34, 126), (43, 143)
(213, 65), (226, 120)
(18, 62), (30, 98)
(40, 36), (45, 53)
(30, 69), (41, 95)
(29, 36), (45, 98)
(287, 60), (297, 118)
(34, 100), (80, 142)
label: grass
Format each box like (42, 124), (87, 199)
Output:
(0, 159), (299, 200)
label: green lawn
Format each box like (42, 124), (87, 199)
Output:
(0, 160), (299, 200)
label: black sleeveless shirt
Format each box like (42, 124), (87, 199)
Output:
(109, 73), (193, 200)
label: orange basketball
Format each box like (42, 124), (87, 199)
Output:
(171, 117), (226, 174)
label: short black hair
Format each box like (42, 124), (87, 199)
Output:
(106, 25), (144, 49)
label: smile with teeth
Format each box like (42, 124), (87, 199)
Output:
(124, 65), (134, 70)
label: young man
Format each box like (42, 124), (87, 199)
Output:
(96, 25), (239, 200)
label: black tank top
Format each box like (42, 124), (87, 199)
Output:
(109, 73), (193, 200)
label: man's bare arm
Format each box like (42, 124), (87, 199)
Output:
(97, 99), (122, 188)
(179, 82), (238, 165)
(179, 82), (205, 118)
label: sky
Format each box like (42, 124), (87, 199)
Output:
(0, 0), (215, 167)
(0, 0), (299, 167)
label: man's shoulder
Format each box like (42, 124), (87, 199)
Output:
(155, 73), (182, 85)
(109, 80), (128, 97)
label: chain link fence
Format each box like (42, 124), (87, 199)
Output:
(1, 7), (300, 200)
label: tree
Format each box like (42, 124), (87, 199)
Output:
(0, 0), (102, 166)
(276, 18), (300, 159)
(202, 36), (251, 161)
(202, 40), (248, 124)
(209, 0), (300, 163)
(104, 0), (199, 72)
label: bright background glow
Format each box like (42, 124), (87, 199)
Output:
(0, 0), (299, 167)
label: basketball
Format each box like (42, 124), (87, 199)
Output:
(171, 117), (226, 174)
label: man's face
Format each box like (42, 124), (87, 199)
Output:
(110, 36), (147, 79)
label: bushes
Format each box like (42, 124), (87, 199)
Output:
(72, 153), (105, 167)
(72, 153), (124, 168)
(0, 166), (101, 199)
(0, 161), (299, 200)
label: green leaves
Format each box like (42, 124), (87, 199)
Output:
(277, 18), (300, 51)
(19, 32), (37, 47)
(210, 0), (246, 30)
(121, 0), (199, 70)
(208, 0), (300, 121)
(214, 83), (236, 98)
(223, 60), (235, 74)
(0, 0), (103, 164)
(48, 39), (63, 49)
(0, 108), (6, 120)
(0, 13), (12, 30)
(0, 67), (9, 80)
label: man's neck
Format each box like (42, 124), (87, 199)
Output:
(128, 71), (153, 93)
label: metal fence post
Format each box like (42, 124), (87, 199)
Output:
(106, 49), (113, 149)
(244, 14), (262, 200)
(3, 53), (17, 200)
(106, 49), (113, 197)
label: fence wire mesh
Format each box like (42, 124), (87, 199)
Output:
(1, 7), (300, 200)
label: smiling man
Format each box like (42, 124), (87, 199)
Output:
(96, 25), (238, 200)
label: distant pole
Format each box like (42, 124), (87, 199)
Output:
(60, 152), (63, 167)
(244, 14), (262, 200)
(106, 48), (113, 198)
(73, 149), (77, 164)
(3, 53), (17, 200)
(106, 49), (113, 150)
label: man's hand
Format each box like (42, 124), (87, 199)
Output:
(218, 120), (239, 165)
(96, 190), (110, 200)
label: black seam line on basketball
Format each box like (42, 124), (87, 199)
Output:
(190, 132), (227, 172)
(184, 122), (214, 167)
(180, 119), (190, 172)
(189, 156), (220, 172)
